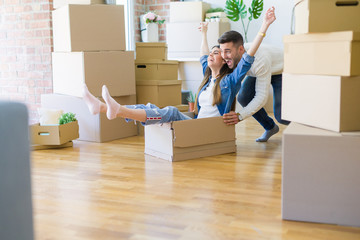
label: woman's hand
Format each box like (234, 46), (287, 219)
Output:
(263, 6), (276, 27)
(198, 22), (209, 34)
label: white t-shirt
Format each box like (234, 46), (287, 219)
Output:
(197, 77), (221, 119)
(238, 43), (284, 119)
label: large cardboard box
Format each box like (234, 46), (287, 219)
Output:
(145, 116), (236, 161)
(52, 51), (136, 98)
(167, 22), (230, 58)
(282, 122), (360, 227)
(31, 121), (79, 145)
(136, 42), (167, 61)
(53, 0), (104, 9)
(282, 73), (360, 132)
(41, 94), (138, 142)
(169, 1), (210, 23)
(294, 0), (360, 34)
(136, 80), (182, 108)
(283, 31), (360, 76)
(135, 60), (178, 81)
(52, 4), (125, 52)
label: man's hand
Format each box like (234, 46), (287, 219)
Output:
(223, 111), (240, 125)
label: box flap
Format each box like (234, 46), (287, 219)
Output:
(172, 116), (235, 147)
(136, 42), (167, 48)
(135, 59), (178, 65)
(136, 80), (182, 86)
(283, 31), (360, 43)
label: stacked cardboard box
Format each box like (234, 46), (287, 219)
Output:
(135, 42), (187, 135)
(281, 0), (360, 227)
(42, 4), (137, 143)
(135, 42), (186, 110)
(166, 1), (230, 58)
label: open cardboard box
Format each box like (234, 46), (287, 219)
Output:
(30, 121), (79, 145)
(144, 115), (236, 161)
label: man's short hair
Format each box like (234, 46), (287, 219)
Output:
(218, 31), (244, 47)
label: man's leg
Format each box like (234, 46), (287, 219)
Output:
(237, 76), (279, 142)
(271, 74), (290, 125)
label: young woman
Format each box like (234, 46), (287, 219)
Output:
(83, 7), (276, 125)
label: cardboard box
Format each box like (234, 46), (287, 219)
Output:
(174, 104), (190, 112)
(282, 73), (360, 132)
(283, 31), (360, 76)
(31, 121), (79, 145)
(52, 51), (136, 98)
(145, 116), (236, 161)
(294, 0), (360, 34)
(136, 42), (167, 61)
(53, 0), (104, 9)
(41, 94), (138, 142)
(169, 1), (210, 23)
(135, 60), (178, 81)
(136, 80), (182, 108)
(282, 122), (360, 227)
(167, 22), (230, 58)
(52, 4), (125, 52)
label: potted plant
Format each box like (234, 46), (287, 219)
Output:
(187, 91), (196, 112)
(142, 12), (166, 42)
(205, 7), (226, 19)
(225, 0), (264, 42)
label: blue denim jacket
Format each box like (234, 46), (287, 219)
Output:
(196, 52), (254, 117)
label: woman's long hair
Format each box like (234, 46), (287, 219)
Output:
(194, 46), (233, 115)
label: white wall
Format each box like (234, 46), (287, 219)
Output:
(204, 0), (294, 48)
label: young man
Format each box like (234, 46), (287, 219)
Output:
(219, 27), (290, 142)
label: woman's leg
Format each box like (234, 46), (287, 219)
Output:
(82, 84), (107, 114)
(84, 85), (191, 124)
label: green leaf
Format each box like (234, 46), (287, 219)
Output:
(250, 0), (263, 20)
(59, 112), (77, 125)
(225, 0), (247, 22)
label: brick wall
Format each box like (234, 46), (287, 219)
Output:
(0, 0), (53, 123)
(135, 0), (174, 42)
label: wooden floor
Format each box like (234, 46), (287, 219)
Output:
(31, 116), (360, 240)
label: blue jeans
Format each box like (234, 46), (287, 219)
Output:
(237, 74), (290, 130)
(125, 103), (191, 126)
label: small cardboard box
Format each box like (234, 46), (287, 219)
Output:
(41, 94), (138, 142)
(145, 116), (236, 161)
(136, 80), (182, 108)
(169, 1), (210, 23)
(53, 0), (104, 9)
(52, 4), (125, 52)
(31, 121), (79, 145)
(282, 73), (360, 132)
(136, 42), (167, 61)
(283, 31), (360, 76)
(282, 122), (360, 227)
(52, 51), (136, 98)
(135, 60), (179, 81)
(166, 22), (230, 58)
(294, 0), (360, 34)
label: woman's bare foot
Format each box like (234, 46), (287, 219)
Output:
(82, 84), (106, 115)
(102, 85), (121, 120)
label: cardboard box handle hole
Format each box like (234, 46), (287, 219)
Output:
(336, 1), (358, 6)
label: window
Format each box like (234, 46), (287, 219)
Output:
(116, 0), (134, 51)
